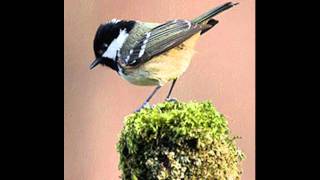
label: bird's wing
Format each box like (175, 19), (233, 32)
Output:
(120, 20), (206, 67)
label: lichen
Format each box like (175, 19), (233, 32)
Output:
(117, 101), (245, 180)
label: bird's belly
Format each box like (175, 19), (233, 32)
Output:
(119, 69), (160, 86)
(120, 33), (200, 86)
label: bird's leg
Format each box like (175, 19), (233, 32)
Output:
(135, 85), (161, 112)
(165, 79), (178, 102)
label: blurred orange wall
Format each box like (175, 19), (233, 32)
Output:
(64, 0), (255, 179)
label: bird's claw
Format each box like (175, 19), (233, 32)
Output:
(135, 102), (152, 112)
(165, 97), (178, 103)
(135, 98), (177, 113)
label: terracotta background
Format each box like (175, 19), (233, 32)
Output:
(64, 0), (255, 179)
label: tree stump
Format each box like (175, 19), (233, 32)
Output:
(117, 101), (245, 180)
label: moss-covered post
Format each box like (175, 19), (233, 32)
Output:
(117, 101), (245, 180)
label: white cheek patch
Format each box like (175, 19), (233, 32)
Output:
(102, 29), (129, 60)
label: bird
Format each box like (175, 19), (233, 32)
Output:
(90, 2), (238, 111)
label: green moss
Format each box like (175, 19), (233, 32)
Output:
(117, 101), (245, 180)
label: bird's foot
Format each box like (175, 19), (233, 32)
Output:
(135, 102), (152, 113)
(165, 97), (178, 103)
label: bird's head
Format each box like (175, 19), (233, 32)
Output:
(90, 19), (136, 71)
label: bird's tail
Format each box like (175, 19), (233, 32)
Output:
(192, 2), (239, 24)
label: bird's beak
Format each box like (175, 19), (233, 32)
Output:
(89, 58), (102, 70)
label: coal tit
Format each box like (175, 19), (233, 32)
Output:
(90, 2), (238, 111)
